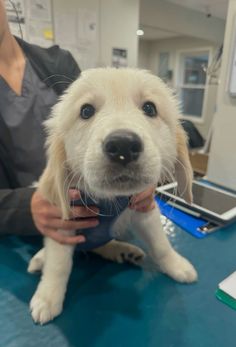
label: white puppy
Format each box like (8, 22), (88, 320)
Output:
(28, 68), (197, 324)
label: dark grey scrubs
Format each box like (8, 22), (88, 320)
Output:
(0, 59), (58, 186)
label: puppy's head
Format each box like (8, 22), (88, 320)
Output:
(39, 68), (192, 218)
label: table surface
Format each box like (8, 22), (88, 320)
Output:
(1, 220), (236, 347)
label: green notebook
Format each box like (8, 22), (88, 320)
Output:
(216, 271), (236, 310)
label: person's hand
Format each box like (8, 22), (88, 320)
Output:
(129, 186), (156, 212)
(30, 189), (99, 245)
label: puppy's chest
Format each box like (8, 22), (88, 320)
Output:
(72, 193), (130, 251)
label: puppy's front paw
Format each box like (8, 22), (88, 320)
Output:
(158, 251), (198, 283)
(30, 291), (62, 325)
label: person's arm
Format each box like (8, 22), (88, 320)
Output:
(0, 158), (100, 241)
(0, 187), (101, 241)
(30, 187), (156, 245)
(0, 187), (38, 236)
(31, 190), (100, 245)
(0, 152), (38, 235)
(0, 186), (156, 237)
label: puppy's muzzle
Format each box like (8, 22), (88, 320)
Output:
(103, 130), (143, 166)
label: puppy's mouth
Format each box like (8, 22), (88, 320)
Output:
(83, 157), (158, 196)
(112, 174), (134, 183)
(101, 171), (153, 192)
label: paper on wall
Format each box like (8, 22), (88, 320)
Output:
(54, 12), (78, 47)
(27, 20), (54, 47)
(5, 0), (25, 23)
(27, 0), (52, 21)
(77, 9), (97, 44)
(60, 44), (97, 71)
(112, 48), (128, 68)
(53, 8), (98, 69)
(5, 0), (26, 39)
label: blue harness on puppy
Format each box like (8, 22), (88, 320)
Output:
(72, 193), (130, 251)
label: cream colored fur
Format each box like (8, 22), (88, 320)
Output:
(29, 68), (197, 324)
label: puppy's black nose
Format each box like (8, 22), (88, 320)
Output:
(103, 130), (143, 165)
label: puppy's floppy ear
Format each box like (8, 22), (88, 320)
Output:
(174, 123), (193, 204)
(39, 133), (70, 220)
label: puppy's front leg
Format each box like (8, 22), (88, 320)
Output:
(30, 233), (75, 324)
(133, 207), (197, 283)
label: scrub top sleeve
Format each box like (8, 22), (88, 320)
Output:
(0, 187), (39, 236)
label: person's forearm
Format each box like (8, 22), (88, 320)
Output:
(0, 187), (39, 236)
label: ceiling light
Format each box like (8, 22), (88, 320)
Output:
(137, 29), (144, 36)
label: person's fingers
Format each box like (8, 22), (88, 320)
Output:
(41, 189), (99, 219)
(130, 196), (152, 209)
(44, 229), (86, 245)
(42, 217), (99, 231)
(40, 205), (62, 218)
(130, 197), (156, 212)
(68, 189), (81, 200)
(43, 205), (99, 221)
(62, 217), (100, 230)
(136, 202), (156, 213)
(69, 206), (99, 219)
(130, 186), (155, 206)
(138, 200), (156, 212)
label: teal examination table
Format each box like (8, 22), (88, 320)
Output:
(1, 219), (236, 347)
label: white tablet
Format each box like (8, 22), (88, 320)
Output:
(156, 180), (236, 223)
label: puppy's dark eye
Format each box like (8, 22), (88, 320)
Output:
(142, 101), (158, 117)
(80, 104), (95, 119)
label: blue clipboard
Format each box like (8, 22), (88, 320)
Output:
(155, 196), (208, 238)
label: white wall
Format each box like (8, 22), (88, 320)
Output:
(52, 0), (139, 70)
(99, 0), (139, 68)
(207, 0), (236, 190)
(138, 40), (151, 70)
(138, 37), (219, 138)
(140, 0), (225, 44)
(52, 0), (100, 70)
